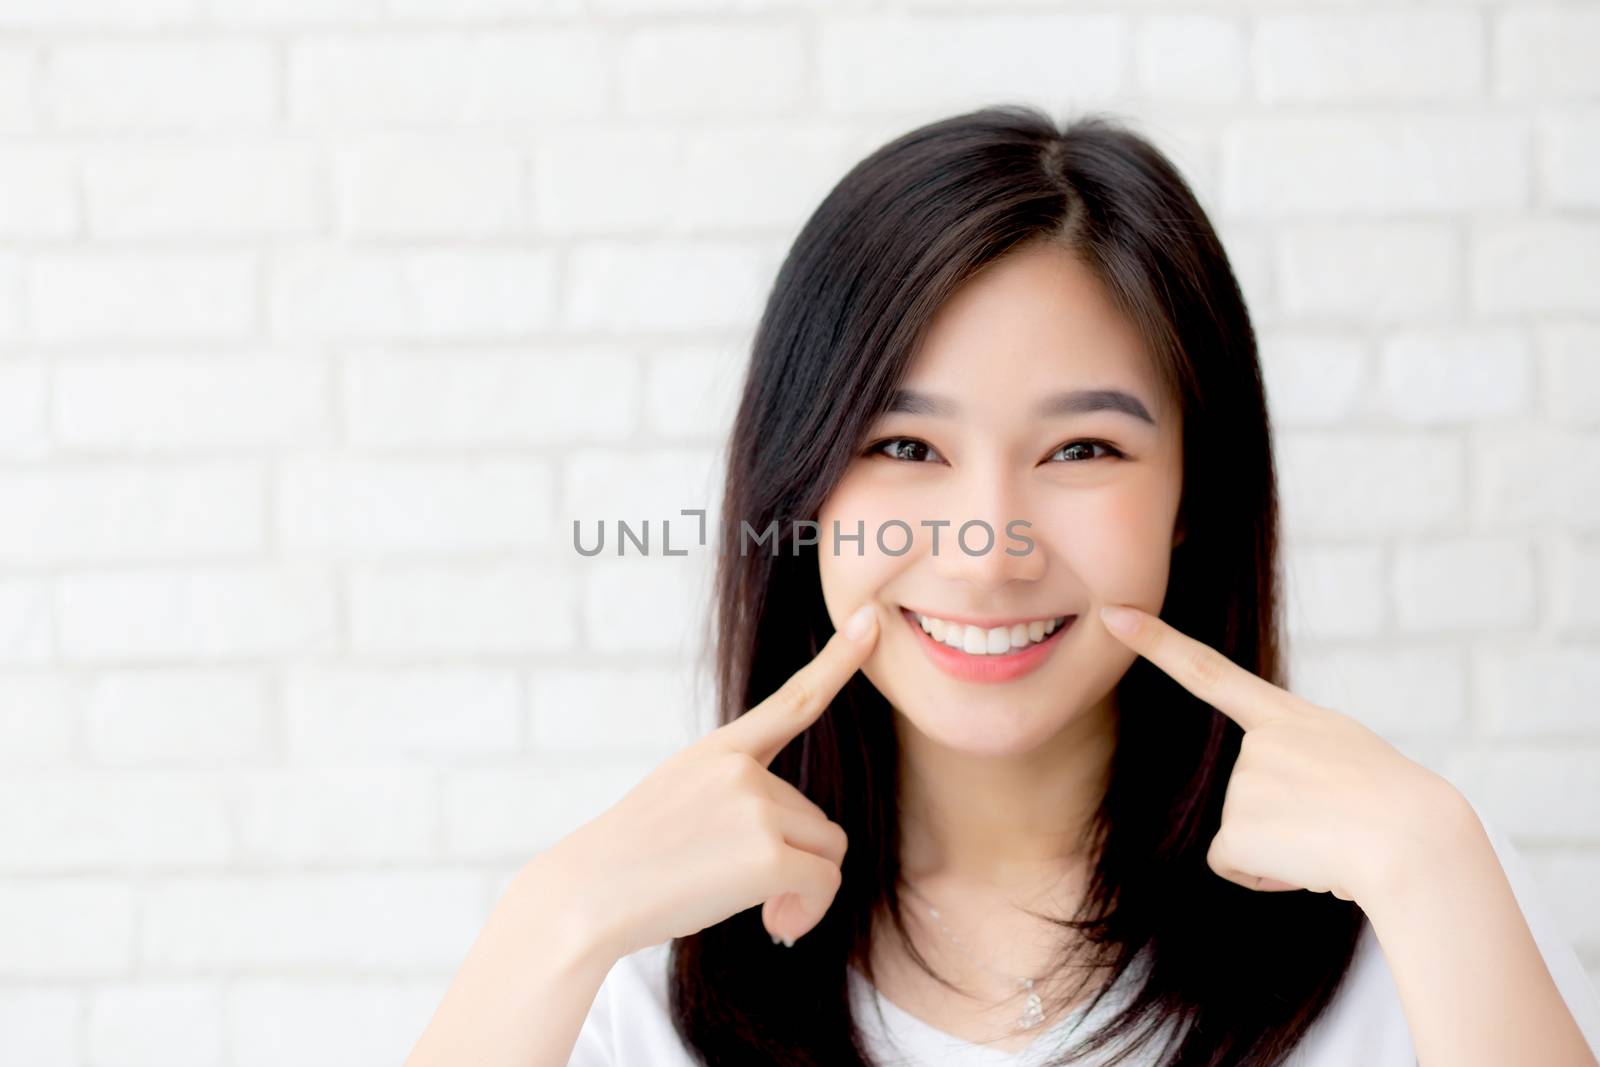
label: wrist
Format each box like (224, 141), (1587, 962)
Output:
(514, 837), (634, 969)
(1357, 778), (1488, 924)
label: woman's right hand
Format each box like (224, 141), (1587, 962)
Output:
(543, 601), (882, 962)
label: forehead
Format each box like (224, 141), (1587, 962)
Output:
(902, 242), (1169, 423)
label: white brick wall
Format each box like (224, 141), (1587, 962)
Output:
(0, 2), (1595, 1063)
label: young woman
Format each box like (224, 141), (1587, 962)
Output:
(406, 107), (1600, 1067)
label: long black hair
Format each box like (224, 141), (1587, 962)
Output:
(668, 104), (1366, 1066)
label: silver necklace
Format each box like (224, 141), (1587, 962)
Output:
(902, 882), (1047, 1032)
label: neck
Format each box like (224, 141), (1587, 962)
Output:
(895, 693), (1118, 903)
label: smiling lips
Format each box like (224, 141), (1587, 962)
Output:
(906, 609), (1071, 655)
(899, 606), (1076, 684)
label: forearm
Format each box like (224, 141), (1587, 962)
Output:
(406, 845), (624, 1067)
(1361, 791), (1597, 1067)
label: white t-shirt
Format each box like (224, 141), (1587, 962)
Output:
(566, 802), (1600, 1066)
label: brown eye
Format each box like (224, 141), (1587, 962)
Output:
(866, 437), (943, 463)
(1049, 439), (1125, 463)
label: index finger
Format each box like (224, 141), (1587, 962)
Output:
(1098, 604), (1304, 732)
(714, 601), (880, 766)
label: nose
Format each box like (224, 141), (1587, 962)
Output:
(928, 461), (1047, 591)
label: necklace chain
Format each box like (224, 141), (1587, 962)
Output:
(902, 881), (1047, 1032)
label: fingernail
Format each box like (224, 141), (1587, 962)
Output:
(844, 603), (876, 641)
(1099, 604), (1139, 636)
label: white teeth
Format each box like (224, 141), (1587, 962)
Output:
(913, 611), (1071, 655)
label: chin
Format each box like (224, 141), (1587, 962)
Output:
(876, 678), (1080, 755)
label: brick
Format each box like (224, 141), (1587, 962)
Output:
(1447, 749), (1600, 842)
(0, 362), (48, 457)
(530, 667), (704, 753)
(278, 457), (556, 556)
(287, 667), (521, 763)
(1473, 221), (1600, 316)
(1223, 117), (1524, 217)
(621, 25), (806, 117)
(0, 464), (264, 563)
(1478, 645), (1600, 738)
(1256, 330), (1367, 427)
(229, 979), (444, 1067)
(1497, 9), (1600, 99)
(566, 241), (776, 333)
(288, 31), (607, 127)
(55, 356), (330, 450)
(142, 873), (482, 970)
(0, 773), (230, 873)
(533, 128), (681, 233)
(213, 0), (380, 21)
(1544, 324), (1600, 425)
(345, 349), (638, 447)
(1477, 429), (1600, 528)
(1394, 537), (1536, 633)
(0, 579), (50, 664)
(563, 448), (723, 536)
(1542, 114), (1600, 210)
(0, 880), (135, 978)
(0, 147), (78, 236)
(0, 675), (79, 767)
(1136, 16), (1246, 102)
(336, 136), (526, 236)
(269, 247), (557, 340)
(30, 253), (256, 343)
(442, 764), (646, 860)
(0, 253), (22, 341)
(1254, 13), (1483, 102)
(0, 990), (76, 1067)
(1278, 222), (1460, 321)
(582, 556), (713, 655)
(1281, 543), (1386, 640)
(58, 568), (338, 663)
(818, 15), (1124, 114)
(84, 144), (320, 237)
(1549, 537), (1600, 630)
(88, 983), (222, 1067)
(348, 564), (578, 656)
(1288, 645), (1466, 738)
(643, 344), (745, 441)
(47, 41), (276, 131)
(1277, 432), (1463, 537)
(1375, 327), (1532, 423)
(235, 769), (437, 864)
(0, 47), (38, 132)
(86, 669), (272, 767)
(0, 0), (197, 25)
(676, 126), (863, 230)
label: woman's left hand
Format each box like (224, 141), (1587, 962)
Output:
(1097, 602), (1477, 910)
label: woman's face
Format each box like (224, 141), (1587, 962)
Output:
(816, 241), (1185, 756)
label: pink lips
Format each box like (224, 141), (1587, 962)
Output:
(901, 607), (1075, 684)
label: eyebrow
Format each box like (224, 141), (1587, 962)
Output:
(886, 387), (1157, 426)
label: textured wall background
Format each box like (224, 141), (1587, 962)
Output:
(0, 0), (1597, 1063)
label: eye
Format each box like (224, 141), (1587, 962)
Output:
(1047, 439), (1125, 463)
(864, 436), (945, 464)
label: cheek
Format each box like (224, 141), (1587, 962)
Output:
(815, 475), (916, 626)
(1034, 484), (1175, 609)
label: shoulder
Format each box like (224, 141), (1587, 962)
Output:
(567, 940), (690, 1067)
(1286, 797), (1600, 1065)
